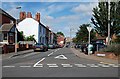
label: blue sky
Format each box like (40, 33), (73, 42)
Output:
(1, 1), (98, 37)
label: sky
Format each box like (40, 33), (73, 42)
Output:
(1, 1), (98, 37)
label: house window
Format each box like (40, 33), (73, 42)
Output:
(9, 33), (13, 36)
(4, 33), (7, 40)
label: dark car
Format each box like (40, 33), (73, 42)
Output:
(48, 44), (56, 49)
(34, 43), (48, 52)
(93, 43), (106, 51)
(75, 44), (81, 48)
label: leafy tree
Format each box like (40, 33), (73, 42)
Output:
(91, 1), (120, 37)
(76, 24), (96, 43)
(24, 35), (36, 42)
(17, 31), (24, 42)
(72, 37), (77, 44)
(57, 32), (64, 36)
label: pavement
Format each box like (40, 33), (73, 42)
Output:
(71, 48), (118, 64)
(1, 49), (34, 60)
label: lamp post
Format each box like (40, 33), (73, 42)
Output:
(15, 6), (21, 53)
(107, 0), (110, 45)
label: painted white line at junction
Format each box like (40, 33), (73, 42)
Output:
(54, 50), (58, 52)
(48, 52), (53, 56)
(20, 65), (31, 67)
(47, 64), (58, 68)
(74, 64), (87, 67)
(62, 64), (72, 67)
(33, 58), (45, 67)
(3, 66), (15, 68)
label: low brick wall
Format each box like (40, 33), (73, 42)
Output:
(95, 52), (118, 60)
(2, 44), (34, 54)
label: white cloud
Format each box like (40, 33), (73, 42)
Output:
(45, 15), (54, 20)
(3, 2), (23, 19)
(72, 2), (98, 15)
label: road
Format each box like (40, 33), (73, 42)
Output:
(2, 47), (119, 77)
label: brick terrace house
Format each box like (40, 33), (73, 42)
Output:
(0, 8), (16, 44)
(57, 34), (65, 47)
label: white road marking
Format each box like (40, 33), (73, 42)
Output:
(47, 64), (58, 68)
(100, 65), (110, 67)
(55, 55), (67, 59)
(3, 66), (15, 68)
(112, 65), (119, 67)
(74, 64), (87, 67)
(54, 50), (58, 52)
(20, 66), (31, 68)
(48, 52), (53, 56)
(33, 64), (43, 68)
(33, 58), (45, 67)
(87, 64), (99, 67)
(62, 64), (72, 67)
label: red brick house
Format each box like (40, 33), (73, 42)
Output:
(0, 8), (16, 44)
(57, 34), (65, 47)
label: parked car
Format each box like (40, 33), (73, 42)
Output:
(81, 44), (88, 52)
(55, 44), (59, 48)
(92, 43), (106, 51)
(34, 43), (48, 52)
(75, 44), (81, 48)
(48, 44), (56, 49)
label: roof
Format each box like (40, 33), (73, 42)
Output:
(0, 8), (15, 20)
(0, 23), (14, 32)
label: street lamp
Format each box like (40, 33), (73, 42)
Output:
(15, 6), (21, 53)
(87, 26), (92, 44)
(107, 0), (111, 45)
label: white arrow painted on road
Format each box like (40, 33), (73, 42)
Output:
(54, 55), (67, 60)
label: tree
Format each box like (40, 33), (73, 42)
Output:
(24, 35), (36, 42)
(72, 37), (77, 44)
(17, 31), (24, 42)
(57, 32), (64, 36)
(76, 24), (96, 43)
(91, 1), (120, 37)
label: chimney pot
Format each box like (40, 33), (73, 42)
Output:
(20, 12), (26, 20)
(35, 12), (40, 22)
(27, 12), (32, 18)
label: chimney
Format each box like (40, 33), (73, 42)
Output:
(27, 12), (32, 18)
(35, 13), (40, 22)
(20, 12), (26, 20)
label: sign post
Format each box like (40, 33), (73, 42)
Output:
(87, 26), (92, 44)
(87, 26), (92, 55)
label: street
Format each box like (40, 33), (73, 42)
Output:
(2, 47), (119, 77)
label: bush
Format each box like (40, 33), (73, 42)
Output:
(99, 44), (120, 56)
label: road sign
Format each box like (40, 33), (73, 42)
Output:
(87, 26), (92, 32)
(54, 55), (67, 59)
